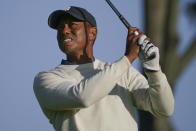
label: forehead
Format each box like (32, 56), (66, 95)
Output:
(58, 14), (83, 24)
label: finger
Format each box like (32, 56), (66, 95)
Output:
(128, 27), (137, 35)
(146, 46), (156, 57)
(132, 34), (143, 46)
(127, 30), (139, 42)
(127, 33), (135, 42)
(140, 40), (150, 50)
(132, 28), (142, 36)
(135, 28), (143, 35)
(144, 42), (154, 54)
(144, 37), (151, 42)
(133, 30), (139, 36)
(138, 35), (147, 46)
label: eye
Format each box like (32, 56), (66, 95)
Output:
(70, 22), (79, 28)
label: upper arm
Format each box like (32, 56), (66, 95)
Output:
(33, 72), (85, 111)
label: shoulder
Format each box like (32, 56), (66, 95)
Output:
(33, 70), (60, 87)
(93, 58), (108, 70)
(33, 66), (67, 85)
(35, 64), (78, 78)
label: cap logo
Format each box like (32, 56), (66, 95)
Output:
(66, 7), (71, 11)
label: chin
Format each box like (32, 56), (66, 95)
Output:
(63, 48), (75, 56)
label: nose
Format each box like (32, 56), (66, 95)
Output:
(63, 24), (71, 34)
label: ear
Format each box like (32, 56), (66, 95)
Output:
(88, 27), (97, 41)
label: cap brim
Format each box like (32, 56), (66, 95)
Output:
(48, 10), (85, 29)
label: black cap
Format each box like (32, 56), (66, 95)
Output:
(48, 6), (97, 29)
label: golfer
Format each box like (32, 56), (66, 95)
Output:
(33, 6), (174, 131)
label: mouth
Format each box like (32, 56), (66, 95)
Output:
(63, 38), (72, 44)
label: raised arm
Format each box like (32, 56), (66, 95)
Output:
(125, 26), (174, 118)
(33, 56), (130, 111)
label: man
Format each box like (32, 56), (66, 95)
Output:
(33, 6), (174, 131)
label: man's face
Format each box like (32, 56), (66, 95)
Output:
(57, 15), (86, 55)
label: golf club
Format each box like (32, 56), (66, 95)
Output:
(105, 0), (156, 59)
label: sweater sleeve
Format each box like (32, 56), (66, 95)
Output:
(33, 56), (130, 111)
(128, 68), (175, 118)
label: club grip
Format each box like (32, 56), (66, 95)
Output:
(105, 0), (156, 60)
(119, 15), (130, 29)
(105, 0), (131, 29)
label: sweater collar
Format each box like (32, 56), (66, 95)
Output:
(61, 59), (74, 65)
(61, 58), (95, 65)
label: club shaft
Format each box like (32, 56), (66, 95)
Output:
(105, 0), (156, 59)
(105, 0), (131, 29)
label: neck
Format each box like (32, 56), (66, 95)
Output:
(67, 51), (94, 65)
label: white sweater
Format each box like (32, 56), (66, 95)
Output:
(33, 56), (174, 131)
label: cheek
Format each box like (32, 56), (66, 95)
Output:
(75, 29), (86, 43)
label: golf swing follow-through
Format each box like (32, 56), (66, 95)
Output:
(33, 2), (174, 131)
(106, 0), (156, 60)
